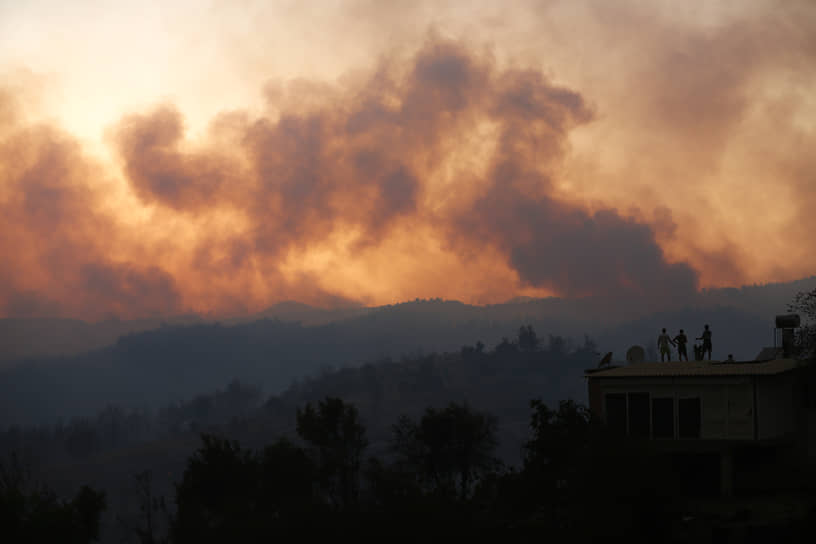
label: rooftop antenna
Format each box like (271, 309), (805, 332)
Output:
(626, 345), (645, 364)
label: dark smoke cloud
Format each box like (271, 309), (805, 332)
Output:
(459, 180), (698, 303)
(115, 106), (242, 210)
(78, 263), (182, 318)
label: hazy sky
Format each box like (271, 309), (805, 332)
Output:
(1, 0), (814, 319)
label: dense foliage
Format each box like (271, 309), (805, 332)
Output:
(0, 452), (106, 543)
(2, 321), (816, 542)
(789, 288), (816, 358)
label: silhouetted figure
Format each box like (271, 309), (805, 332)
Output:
(696, 325), (712, 360)
(726, 354), (735, 362)
(673, 329), (689, 361)
(658, 328), (675, 362)
(598, 351), (613, 368)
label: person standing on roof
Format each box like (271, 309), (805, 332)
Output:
(673, 329), (689, 361)
(696, 324), (713, 360)
(658, 328), (675, 362)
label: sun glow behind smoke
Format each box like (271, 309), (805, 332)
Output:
(0, 1), (814, 319)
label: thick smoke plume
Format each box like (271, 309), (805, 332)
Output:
(2, 38), (704, 319)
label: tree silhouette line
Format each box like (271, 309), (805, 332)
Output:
(0, 451), (106, 543)
(3, 319), (816, 542)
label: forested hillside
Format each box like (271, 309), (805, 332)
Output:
(1, 287), (805, 427)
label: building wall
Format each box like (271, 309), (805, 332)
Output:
(805, 366), (816, 461)
(587, 378), (602, 420)
(593, 377), (758, 440)
(756, 373), (796, 440)
(700, 383), (727, 439)
(725, 381), (754, 440)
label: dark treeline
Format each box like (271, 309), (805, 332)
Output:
(172, 398), (816, 543)
(0, 381), (263, 468)
(0, 307), (579, 426)
(0, 327), (601, 542)
(0, 326), (593, 475)
(8, 393), (815, 543)
(168, 397), (662, 543)
(0, 453), (106, 544)
(4, 314), (816, 543)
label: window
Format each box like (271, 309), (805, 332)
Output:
(678, 397), (701, 438)
(652, 398), (674, 438)
(606, 393), (627, 436)
(627, 393), (650, 438)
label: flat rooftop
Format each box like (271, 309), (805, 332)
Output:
(585, 358), (804, 378)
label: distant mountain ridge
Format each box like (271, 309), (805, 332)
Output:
(1, 276), (814, 426)
(0, 315), (204, 364)
(1, 276), (814, 365)
(227, 300), (371, 326)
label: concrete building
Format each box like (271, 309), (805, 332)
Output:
(585, 357), (816, 496)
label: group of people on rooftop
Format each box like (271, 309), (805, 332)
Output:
(657, 325), (712, 362)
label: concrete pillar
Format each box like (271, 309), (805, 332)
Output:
(720, 447), (733, 497)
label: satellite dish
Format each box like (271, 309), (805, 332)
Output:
(626, 345), (646, 364)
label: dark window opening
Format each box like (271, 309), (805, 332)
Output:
(678, 398), (701, 438)
(627, 393), (650, 438)
(652, 398), (674, 438)
(606, 394), (626, 436)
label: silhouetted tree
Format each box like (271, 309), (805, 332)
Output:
(257, 439), (316, 518)
(0, 451), (106, 543)
(494, 337), (517, 354)
(789, 288), (816, 358)
(362, 456), (424, 514)
(173, 434), (316, 543)
(579, 335), (598, 356)
(391, 403), (499, 500)
(483, 398), (674, 539)
(296, 397), (367, 509)
(221, 380), (262, 414)
(523, 399), (591, 483)
(172, 435), (257, 543)
(573, 428), (674, 542)
(547, 334), (566, 355)
(517, 325), (540, 352)
(119, 470), (170, 544)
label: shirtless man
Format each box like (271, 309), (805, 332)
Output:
(658, 328), (675, 362)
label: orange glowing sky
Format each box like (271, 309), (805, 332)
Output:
(0, 0), (814, 319)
